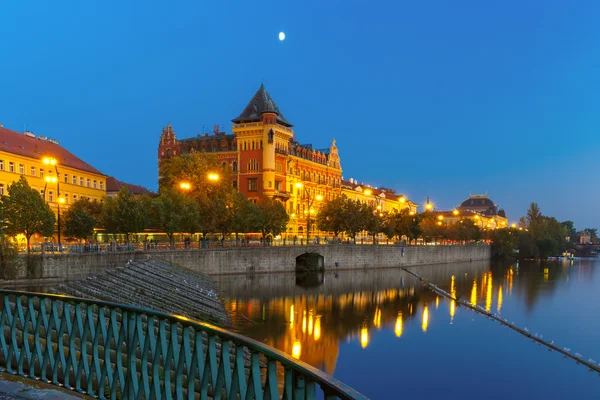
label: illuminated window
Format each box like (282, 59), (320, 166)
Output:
(248, 178), (258, 192)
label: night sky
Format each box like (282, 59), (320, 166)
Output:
(1, 1), (599, 229)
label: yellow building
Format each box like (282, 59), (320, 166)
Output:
(341, 178), (418, 215)
(0, 125), (106, 245)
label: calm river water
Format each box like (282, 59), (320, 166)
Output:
(215, 258), (600, 399)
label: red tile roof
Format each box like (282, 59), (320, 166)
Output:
(106, 176), (154, 196)
(0, 126), (104, 175)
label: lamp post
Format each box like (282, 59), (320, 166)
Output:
(43, 157), (63, 249)
(295, 182), (322, 243)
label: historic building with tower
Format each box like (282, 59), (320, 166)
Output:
(158, 84), (413, 237)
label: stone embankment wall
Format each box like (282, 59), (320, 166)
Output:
(6, 244), (490, 281)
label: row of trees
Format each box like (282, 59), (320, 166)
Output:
(315, 196), (484, 244)
(0, 153), (292, 252)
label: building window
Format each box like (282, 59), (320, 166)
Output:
(31, 166), (35, 176)
(40, 169), (44, 178)
(232, 161), (237, 172)
(19, 164), (24, 174)
(100, 181), (103, 190)
(248, 159), (259, 171)
(40, 189), (44, 198)
(64, 174), (68, 183)
(87, 179), (90, 188)
(0, 160), (3, 170)
(275, 180), (282, 191)
(0, 184), (4, 195)
(93, 180), (97, 189)
(80, 177), (84, 186)
(73, 194), (77, 201)
(64, 193), (69, 203)
(251, 141), (255, 150)
(73, 175), (77, 185)
(248, 178), (258, 192)
(8, 162), (14, 173)
(232, 181), (237, 189)
(276, 161), (282, 172)
(49, 191), (53, 202)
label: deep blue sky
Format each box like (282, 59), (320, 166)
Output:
(1, 1), (599, 229)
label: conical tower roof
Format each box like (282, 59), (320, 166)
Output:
(232, 84), (293, 127)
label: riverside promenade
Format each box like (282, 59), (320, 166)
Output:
(3, 244), (490, 282)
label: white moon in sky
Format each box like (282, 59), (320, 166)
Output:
(279, 32), (285, 41)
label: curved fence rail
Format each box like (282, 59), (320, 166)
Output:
(0, 290), (367, 400)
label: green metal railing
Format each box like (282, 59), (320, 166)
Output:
(0, 290), (367, 400)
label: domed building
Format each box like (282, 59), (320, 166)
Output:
(457, 194), (505, 217)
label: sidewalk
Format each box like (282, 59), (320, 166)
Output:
(0, 373), (85, 400)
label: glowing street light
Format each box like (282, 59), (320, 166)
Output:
(425, 203), (433, 211)
(316, 194), (323, 201)
(437, 215), (444, 221)
(207, 173), (220, 182)
(510, 223), (517, 229)
(42, 157), (57, 166)
(179, 182), (191, 190)
(364, 189), (372, 196)
(58, 197), (65, 204)
(452, 209), (459, 216)
(399, 196), (406, 204)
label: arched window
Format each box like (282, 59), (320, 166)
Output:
(251, 141), (255, 150)
(232, 161), (238, 172)
(248, 159), (259, 171)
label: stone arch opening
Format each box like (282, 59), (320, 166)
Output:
(295, 252), (324, 273)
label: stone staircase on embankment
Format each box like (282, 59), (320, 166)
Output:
(52, 257), (231, 327)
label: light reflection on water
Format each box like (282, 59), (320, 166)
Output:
(217, 258), (600, 398)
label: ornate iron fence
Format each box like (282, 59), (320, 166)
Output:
(0, 290), (367, 400)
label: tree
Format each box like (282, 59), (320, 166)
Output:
(342, 199), (370, 242)
(255, 198), (289, 239)
(159, 152), (231, 198)
(63, 199), (96, 242)
(316, 196), (346, 238)
(419, 213), (441, 244)
(230, 192), (259, 238)
(102, 187), (148, 242)
(2, 176), (55, 252)
(560, 221), (577, 243)
(149, 189), (186, 249)
(364, 205), (385, 243)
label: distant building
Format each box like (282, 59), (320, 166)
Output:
(431, 194), (508, 230)
(106, 176), (154, 197)
(579, 230), (592, 244)
(341, 179), (417, 214)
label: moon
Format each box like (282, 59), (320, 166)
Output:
(279, 32), (285, 41)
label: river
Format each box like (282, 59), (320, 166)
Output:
(215, 258), (600, 399)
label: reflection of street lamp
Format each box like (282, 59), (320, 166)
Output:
(43, 157), (64, 248)
(295, 182), (322, 242)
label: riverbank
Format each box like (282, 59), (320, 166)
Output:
(2, 244), (490, 280)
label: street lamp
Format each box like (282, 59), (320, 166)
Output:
(43, 157), (62, 249)
(179, 182), (192, 190)
(207, 173), (220, 182)
(295, 182), (322, 243)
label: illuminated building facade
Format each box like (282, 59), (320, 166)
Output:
(0, 125), (107, 246)
(341, 178), (418, 214)
(158, 84), (344, 237)
(431, 194), (508, 230)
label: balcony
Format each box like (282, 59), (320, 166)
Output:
(273, 189), (290, 199)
